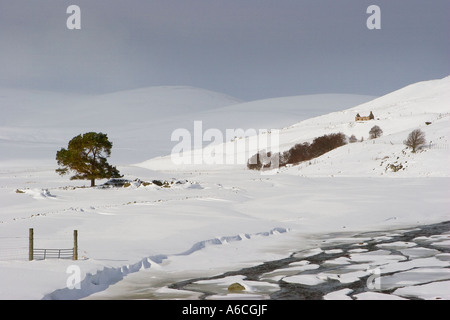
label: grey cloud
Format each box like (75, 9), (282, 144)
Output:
(0, 0), (448, 99)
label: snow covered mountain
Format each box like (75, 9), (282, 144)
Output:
(0, 86), (241, 165)
(138, 76), (450, 177)
(0, 86), (373, 166)
(278, 76), (450, 177)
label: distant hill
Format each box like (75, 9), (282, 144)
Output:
(138, 76), (450, 177)
(0, 86), (372, 166)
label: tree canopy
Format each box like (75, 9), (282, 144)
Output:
(56, 132), (122, 187)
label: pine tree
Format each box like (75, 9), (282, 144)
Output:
(56, 132), (122, 187)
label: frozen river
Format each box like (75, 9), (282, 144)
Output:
(86, 221), (450, 300)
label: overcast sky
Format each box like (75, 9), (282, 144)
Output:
(0, 0), (449, 100)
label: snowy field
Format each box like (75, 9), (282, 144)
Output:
(0, 76), (449, 300)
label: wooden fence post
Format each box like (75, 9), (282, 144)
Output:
(29, 228), (34, 261)
(73, 230), (78, 260)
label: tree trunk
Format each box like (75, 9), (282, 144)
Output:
(91, 179), (95, 187)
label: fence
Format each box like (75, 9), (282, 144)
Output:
(0, 229), (78, 261)
(29, 229), (78, 261)
(32, 248), (75, 260)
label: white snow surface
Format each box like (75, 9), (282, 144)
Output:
(0, 77), (449, 300)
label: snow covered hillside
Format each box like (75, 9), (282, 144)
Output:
(139, 76), (450, 177)
(279, 76), (450, 177)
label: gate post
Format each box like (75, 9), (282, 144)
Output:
(73, 230), (78, 260)
(29, 228), (34, 261)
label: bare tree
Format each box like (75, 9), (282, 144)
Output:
(404, 129), (426, 153)
(369, 125), (383, 139)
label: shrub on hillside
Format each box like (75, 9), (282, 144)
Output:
(283, 142), (311, 165)
(247, 132), (347, 170)
(369, 125), (383, 139)
(247, 150), (275, 170)
(309, 133), (347, 158)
